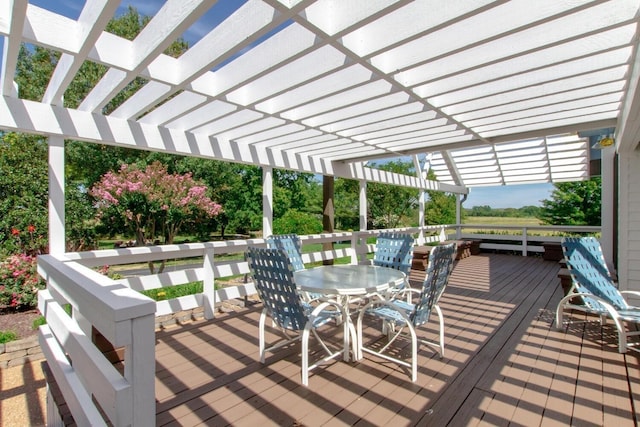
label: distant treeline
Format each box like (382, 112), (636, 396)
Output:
(463, 205), (541, 218)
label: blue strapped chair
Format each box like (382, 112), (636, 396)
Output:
(373, 232), (414, 297)
(556, 237), (640, 353)
(266, 234), (305, 271)
(357, 243), (456, 382)
(246, 247), (354, 386)
(266, 234), (322, 302)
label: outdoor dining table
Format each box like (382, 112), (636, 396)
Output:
(293, 264), (406, 361)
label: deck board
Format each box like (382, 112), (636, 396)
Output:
(153, 254), (640, 426)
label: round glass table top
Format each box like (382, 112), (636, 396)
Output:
(294, 264), (406, 296)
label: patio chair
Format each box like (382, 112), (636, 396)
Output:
(266, 234), (305, 271)
(555, 237), (640, 353)
(245, 246), (355, 386)
(266, 234), (322, 302)
(373, 232), (414, 297)
(357, 242), (457, 382)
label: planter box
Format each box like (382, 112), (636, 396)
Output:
(543, 243), (563, 261)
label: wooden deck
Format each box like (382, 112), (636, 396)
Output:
(153, 253), (640, 426)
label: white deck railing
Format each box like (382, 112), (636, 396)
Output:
(36, 224), (598, 425)
(450, 224), (601, 255)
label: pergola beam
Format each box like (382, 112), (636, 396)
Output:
(0, 95), (464, 193)
(42, 0), (120, 106)
(1, 0), (27, 97)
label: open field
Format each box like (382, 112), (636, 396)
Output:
(462, 216), (542, 226)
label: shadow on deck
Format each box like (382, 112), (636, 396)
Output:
(156, 254), (640, 426)
(144, 254), (640, 425)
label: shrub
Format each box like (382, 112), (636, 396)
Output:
(0, 254), (46, 309)
(273, 210), (323, 235)
(0, 330), (18, 343)
(32, 316), (46, 329)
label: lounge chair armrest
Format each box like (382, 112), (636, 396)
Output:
(620, 290), (640, 306)
(620, 290), (640, 298)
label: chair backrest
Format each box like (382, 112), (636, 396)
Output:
(373, 232), (414, 274)
(266, 234), (305, 271)
(245, 247), (308, 330)
(561, 237), (627, 310)
(411, 243), (457, 326)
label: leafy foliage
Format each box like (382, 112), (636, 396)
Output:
(0, 330), (18, 344)
(424, 170), (457, 225)
(0, 254), (46, 309)
(538, 178), (601, 225)
(0, 133), (49, 255)
(273, 210), (323, 235)
(368, 160), (420, 229)
(335, 178), (360, 230)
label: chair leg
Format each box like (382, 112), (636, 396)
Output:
(408, 324), (418, 383)
(435, 305), (445, 358)
(612, 317), (628, 353)
(301, 325), (311, 386)
(259, 309), (268, 363)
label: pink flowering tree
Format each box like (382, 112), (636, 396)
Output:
(90, 162), (222, 272)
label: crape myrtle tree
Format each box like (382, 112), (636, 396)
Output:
(538, 177), (602, 226)
(9, 7), (190, 252)
(90, 162), (222, 273)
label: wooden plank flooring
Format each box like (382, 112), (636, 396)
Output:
(154, 254), (640, 426)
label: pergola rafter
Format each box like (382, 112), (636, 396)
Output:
(3, 0), (635, 188)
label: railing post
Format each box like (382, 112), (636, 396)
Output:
(203, 246), (216, 320)
(126, 313), (156, 426)
(350, 233), (358, 265)
(522, 227), (528, 256)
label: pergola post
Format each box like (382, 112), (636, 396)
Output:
(323, 175), (334, 265)
(415, 155), (426, 246)
(601, 146), (616, 272)
(359, 180), (367, 231)
(48, 136), (65, 255)
(456, 194), (462, 239)
(262, 166), (273, 238)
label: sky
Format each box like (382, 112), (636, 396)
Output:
(10, 1), (557, 209)
(463, 183), (553, 208)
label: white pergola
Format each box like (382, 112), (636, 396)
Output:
(1, 0), (640, 289)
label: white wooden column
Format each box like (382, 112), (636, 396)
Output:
(414, 154), (428, 245)
(359, 179), (367, 231)
(418, 192), (426, 245)
(601, 146), (615, 272)
(263, 166), (273, 238)
(202, 247), (215, 320)
(358, 180), (367, 264)
(456, 194), (462, 239)
(48, 136), (65, 255)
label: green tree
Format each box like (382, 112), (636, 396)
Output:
(0, 133), (49, 255)
(11, 7), (191, 250)
(424, 170), (457, 225)
(538, 178), (601, 225)
(172, 156), (262, 238)
(273, 210), (322, 235)
(368, 161), (419, 229)
(335, 178), (360, 231)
